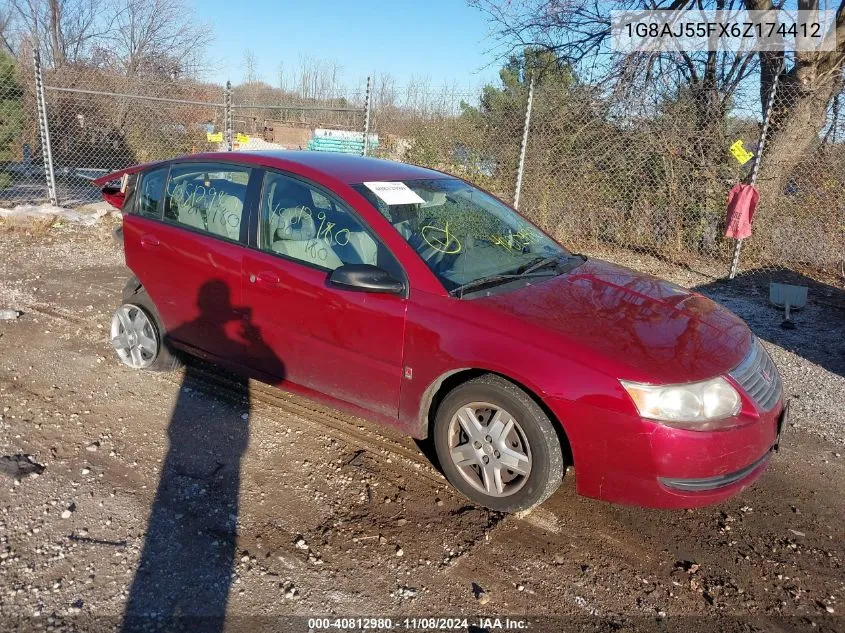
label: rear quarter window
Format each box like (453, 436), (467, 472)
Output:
(135, 168), (168, 219)
(119, 173), (139, 213)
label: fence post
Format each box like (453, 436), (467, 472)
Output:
(224, 81), (233, 151)
(513, 73), (535, 210)
(33, 47), (58, 206)
(728, 59), (783, 279)
(362, 76), (372, 156)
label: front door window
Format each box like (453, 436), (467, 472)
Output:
(259, 171), (384, 271)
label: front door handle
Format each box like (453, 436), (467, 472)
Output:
(140, 234), (160, 249)
(253, 271), (280, 287)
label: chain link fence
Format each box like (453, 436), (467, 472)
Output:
(0, 47), (369, 208)
(371, 85), (524, 206)
(741, 90), (845, 279)
(1, 48), (842, 285)
(369, 79), (844, 285)
(42, 66), (225, 206)
(0, 47), (44, 206)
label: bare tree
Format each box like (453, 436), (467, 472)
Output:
(242, 48), (259, 110)
(243, 48), (257, 84)
(0, 5), (17, 54)
(471, 0), (759, 121)
(471, 0), (845, 197)
(106, 0), (212, 80)
(10, 0), (110, 66)
(744, 0), (845, 201)
(7, 0), (210, 74)
(374, 72), (399, 109)
(94, 0), (213, 136)
(291, 53), (344, 102)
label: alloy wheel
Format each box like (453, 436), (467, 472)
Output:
(447, 402), (532, 497)
(110, 304), (159, 369)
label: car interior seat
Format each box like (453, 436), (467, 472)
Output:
(271, 207), (343, 269)
(265, 179), (313, 239)
(169, 178), (207, 231)
(206, 180), (245, 241)
(344, 231), (378, 266)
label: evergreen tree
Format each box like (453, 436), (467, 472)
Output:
(0, 52), (23, 162)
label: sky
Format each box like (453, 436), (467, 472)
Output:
(200, 0), (503, 91)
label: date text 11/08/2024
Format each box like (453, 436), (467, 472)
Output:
(307, 617), (530, 630)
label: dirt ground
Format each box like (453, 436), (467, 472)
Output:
(0, 219), (843, 633)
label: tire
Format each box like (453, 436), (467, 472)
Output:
(110, 285), (182, 373)
(433, 374), (564, 513)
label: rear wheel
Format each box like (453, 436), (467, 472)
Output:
(109, 287), (181, 372)
(433, 374), (564, 513)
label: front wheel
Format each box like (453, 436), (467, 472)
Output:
(433, 375), (564, 513)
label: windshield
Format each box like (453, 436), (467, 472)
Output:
(352, 178), (571, 293)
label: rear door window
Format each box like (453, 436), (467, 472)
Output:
(163, 163), (251, 242)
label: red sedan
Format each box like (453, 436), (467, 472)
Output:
(96, 152), (786, 512)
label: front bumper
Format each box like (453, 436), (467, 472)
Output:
(549, 396), (783, 509)
(659, 449), (772, 492)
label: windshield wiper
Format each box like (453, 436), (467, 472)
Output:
(521, 253), (587, 275)
(449, 254), (587, 298)
(518, 255), (563, 275)
(448, 271), (554, 297)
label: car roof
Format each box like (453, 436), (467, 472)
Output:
(93, 151), (454, 189)
(232, 151), (450, 184)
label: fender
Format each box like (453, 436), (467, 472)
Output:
(410, 365), (558, 440)
(122, 275), (143, 301)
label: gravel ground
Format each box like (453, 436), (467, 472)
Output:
(0, 220), (843, 633)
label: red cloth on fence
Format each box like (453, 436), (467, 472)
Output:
(724, 183), (760, 239)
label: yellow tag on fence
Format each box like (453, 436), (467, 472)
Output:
(206, 132), (223, 142)
(236, 133), (250, 144)
(730, 140), (754, 165)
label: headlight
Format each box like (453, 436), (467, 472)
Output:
(620, 377), (741, 429)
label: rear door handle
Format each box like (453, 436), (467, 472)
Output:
(140, 234), (160, 248)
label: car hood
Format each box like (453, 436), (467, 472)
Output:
(478, 258), (752, 384)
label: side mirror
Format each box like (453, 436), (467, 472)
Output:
(328, 264), (405, 295)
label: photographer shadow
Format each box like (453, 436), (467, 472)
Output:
(121, 280), (283, 632)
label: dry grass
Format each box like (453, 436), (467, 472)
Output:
(0, 214), (58, 236)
